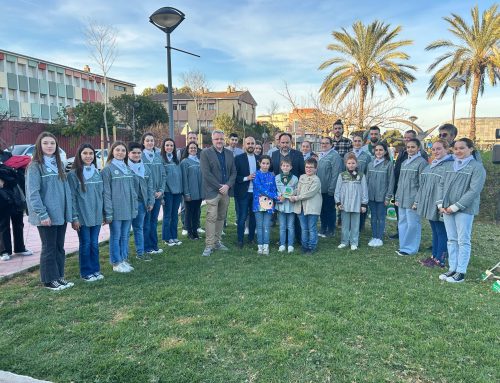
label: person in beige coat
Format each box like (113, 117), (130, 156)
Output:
(290, 158), (322, 254)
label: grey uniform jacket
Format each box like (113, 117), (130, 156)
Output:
(101, 163), (138, 222)
(200, 147), (237, 200)
(316, 149), (343, 195)
(163, 160), (183, 195)
(26, 163), (72, 226)
(133, 166), (154, 208)
(437, 159), (486, 216)
(415, 157), (453, 221)
(181, 158), (204, 201)
(334, 172), (368, 213)
(395, 156), (428, 209)
(366, 160), (395, 203)
(275, 173), (298, 214)
(355, 151), (372, 175)
(68, 170), (103, 227)
(142, 151), (166, 195)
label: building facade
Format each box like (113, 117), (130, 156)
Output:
(0, 49), (135, 123)
(256, 112), (290, 131)
(451, 117), (500, 148)
(151, 86), (257, 135)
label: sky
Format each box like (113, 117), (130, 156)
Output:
(1, 0), (499, 131)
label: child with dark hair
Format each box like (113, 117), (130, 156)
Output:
(275, 158), (298, 253)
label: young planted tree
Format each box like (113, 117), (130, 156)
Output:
(426, 4), (500, 141)
(85, 20), (118, 149)
(318, 21), (416, 129)
(179, 70), (209, 140)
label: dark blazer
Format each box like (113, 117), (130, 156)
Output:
(200, 146), (237, 199)
(271, 149), (305, 178)
(234, 153), (260, 198)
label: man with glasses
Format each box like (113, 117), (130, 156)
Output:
(438, 124), (482, 162)
(332, 119), (353, 158)
(317, 137), (343, 237)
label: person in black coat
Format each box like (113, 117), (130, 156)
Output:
(270, 133), (305, 178)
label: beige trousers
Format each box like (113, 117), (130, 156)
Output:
(205, 193), (230, 248)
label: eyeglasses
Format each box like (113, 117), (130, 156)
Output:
(439, 133), (449, 138)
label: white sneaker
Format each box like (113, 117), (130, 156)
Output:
(181, 230), (188, 236)
(0, 253), (11, 261)
(174, 239), (182, 246)
(318, 233), (327, 238)
(374, 239), (383, 247)
(351, 245), (358, 250)
(368, 238), (376, 247)
(338, 244), (347, 249)
(278, 245), (286, 252)
(287, 246), (294, 253)
(16, 249), (33, 256)
(197, 228), (205, 234)
(257, 245), (263, 254)
(113, 263), (129, 273)
(152, 248), (164, 254)
(244, 228), (249, 235)
(122, 261), (134, 271)
(263, 244), (269, 255)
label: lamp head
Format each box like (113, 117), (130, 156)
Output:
(149, 7), (185, 34)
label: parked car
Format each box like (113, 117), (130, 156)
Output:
(65, 148), (108, 172)
(7, 144), (67, 168)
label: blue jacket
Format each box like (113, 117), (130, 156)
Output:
(252, 171), (278, 213)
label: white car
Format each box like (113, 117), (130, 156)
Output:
(8, 144), (67, 167)
(66, 148), (108, 172)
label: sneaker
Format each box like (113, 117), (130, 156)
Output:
(318, 233), (327, 238)
(93, 272), (105, 280)
(257, 245), (263, 254)
(136, 253), (152, 262)
(214, 242), (229, 251)
(287, 246), (294, 253)
(152, 248), (163, 254)
(351, 245), (358, 250)
(202, 247), (212, 257)
(15, 249), (33, 256)
(166, 240), (176, 247)
(58, 279), (74, 289)
(263, 244), (269, 256)
(0, 253), (11, 261)
(338, 244), (347, 249)
(389, 233), (399, 240)
(244, 227), (249, 235)
(368, 238), (376, 247)
(375, 239), (384, 247)
(419, 257), (434, 266)
(396, 250), (410, 256)
(439, 270), (456, 281)
(82, 275), (97, 282)
(113, 263), (129, 273)
(44, 280), (65, 291)
(446, 272), (465, 283)
(181, 229), (188, 236)
(174, 239), (182, 246)
(122, 261), (134, 271)
(278, 245), (286, 252)
(197, 227), (205, 234)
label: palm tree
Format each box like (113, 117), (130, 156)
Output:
(426, 4), (500, 141)
(318, 21), (416, 129)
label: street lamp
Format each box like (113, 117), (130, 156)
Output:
(447, 77), (465, 125)
(150, 7), (185, 139)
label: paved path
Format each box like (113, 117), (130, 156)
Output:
(0, 371), (52, 383)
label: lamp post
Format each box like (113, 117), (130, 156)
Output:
(447, 77), (465, 125)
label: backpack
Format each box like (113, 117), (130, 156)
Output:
(4, 155), (31, 170)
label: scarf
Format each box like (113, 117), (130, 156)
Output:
(188, 154), (200, 163)
(403, 151), (422, 165)
(373, 158), (385, 167)
(129, 160), (145, 178)
(111, 158), (129, 174)
(83, 164), (97, 180)
(353, 148), (362, 158)
(43, 155), (58, 174)
(453, 155), (474, 172)
(280, 173), (291, 186)
(143, 149), (155, 163)
(166, 153), (173, 163)
(430, 154), (452, 169)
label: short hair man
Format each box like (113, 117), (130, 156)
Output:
(332, 119), (353, 158)
(226, 132), (244, 156)
(267, 132), (282, 156)
(200, 130), (237, 256)
(270, 133), (305, 178)
(438, 123), (482, 162)
(362, 126), (382, 156)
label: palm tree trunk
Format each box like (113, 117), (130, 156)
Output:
(469, 72), (480, 142)
(359, 81), (367, 130)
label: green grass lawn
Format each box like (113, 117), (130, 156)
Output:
(1, 205), (499, 383)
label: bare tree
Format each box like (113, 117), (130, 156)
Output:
(0, 110), (10, 148)
(179, 70), (210, 140)
(85, 20), (118, 149)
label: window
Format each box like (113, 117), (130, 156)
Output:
(39, 69), (46, 80)
(48, 71), (55, 81)
(83, 79), (89, 88)
(207, 120), (214, 129)
(0, 87), (4, 99)
(40, 94), (48, 105)
(19, 90), (28, 102)
(173, 104), (177, 110)
(207, 103), (215, 110)
(114, 85), (126, 92)
(180, 104), (187, 110)
(17, 63), (27, 75)
(58, 97), (65, 105)
(0, 61), (4, 72)
(49, 95), (56, 105)
(65, 74), (72, 85)
(75, 77), (81, 87)
(30, 92), (38, 103)
(7, 61), (15, 73)
(8, 89), (17, 100)
(28, 66), (36, 77)
(56, 73), (63, 83)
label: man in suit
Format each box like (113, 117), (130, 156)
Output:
(200, 130), (236, 256)
(271, 133), (305, 178)
(234, 136), (259, 248)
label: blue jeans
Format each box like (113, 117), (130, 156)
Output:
(298, 213), (319, 250)
(443, 212), (474, 274)
(78, 225), (101, 277)
(278, 212), (295, 246)
(162, 192), (182, 241)
(429, 220), (447, 265)
(255, 211), (272, 245)
(320, 193), (336, 235)
(398, 208), (421, 254)
(369, 201), (387, 240)
(132, 203), (147, 255)
(109, 220), (132, 265)
(236, 192), (256, 243)
(341, 211), (360, 246)
(144, 198), (161, 252)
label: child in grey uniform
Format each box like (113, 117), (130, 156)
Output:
(26, 132), (73, 291)
(366, 143), (394, 247)
(128, 142), (154, 262)
(68, 144), (104, 282)
(335, 153), (368, 250)
(141, 133), (166, 255)
(275, 158), (298, 253)
(102, 141), (138, 273)
(438, 138), (486, 283)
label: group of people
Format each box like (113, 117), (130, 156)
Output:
(0, 119), (486, 290)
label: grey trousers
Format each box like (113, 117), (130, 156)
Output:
(38, 224), (67, 283)
(341, 211), (360, 246)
